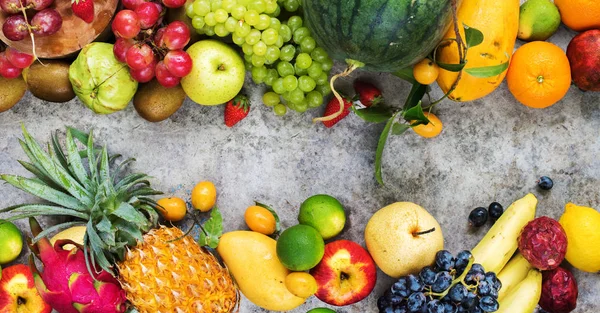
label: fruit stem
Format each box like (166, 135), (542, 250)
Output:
(413, 227), (436, 236)
(17, 4), (42, 65)
(312, 60), (363, 123)
(426, 255), (474, 298)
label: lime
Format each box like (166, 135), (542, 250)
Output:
(276, 224), (324, 271)
(307, 309), (336, 313)
(559, 203), (600, 272)
(298, 194), (346, 240)
(518, 0), (561, 41)
(0, 220), (23, 264)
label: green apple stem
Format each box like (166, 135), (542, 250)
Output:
(426, 255), (474, 299)
(413, 227), (436, 236)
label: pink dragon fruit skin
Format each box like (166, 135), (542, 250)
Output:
(29, 219), (127, 313)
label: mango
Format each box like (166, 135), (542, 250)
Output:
(216, 231), (306, 311)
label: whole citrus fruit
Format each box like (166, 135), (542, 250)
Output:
(559, 203), (600, 272)
(0, 220), (23, 264)
(413, 59), (439, 85)
(191, 181), (217, 212)
(50, 226), (86, 250)
(245, 205), (277, 235)
(518, 0), (561, 41)
(554, 0), (600, 32)
(298, 194), (345, 240)
(284, 272), (318, 298)
(412, 112), (443, 138)
(157, 197), (188, 222)
(276, 224), (325, 271)
(506, 41), (571, 109)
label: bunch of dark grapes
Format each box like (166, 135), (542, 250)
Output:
(0, 46), (34, 78)
(111, 0), (193, 87)
(1, 0), (63, 41)
(377, 250), (502, 313)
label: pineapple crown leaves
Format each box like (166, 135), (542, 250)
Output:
(0, 126), (163, 276)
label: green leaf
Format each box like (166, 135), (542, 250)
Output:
(6, 204), (89, 220)
(66, 129), (92, 190)
(1, 175), (87, 211)
(464, 24), (484, 48)
(255, 201), (281, 235)
(402, 102), (430, 125)
(86, 130), (97, 183)
(130, 187), (162, 197)
(392, 67), (417, 84)
(392, 123), (410, 135)
(67, 127), (90, 145)
(85, 221), (113, 274)
(113, 219), (143, 246)
(352, 106), (394, 123)
(199, 206), (223, 249)
(17, 160), (66, 192)
(375, 112), (401, 186)
(51, 131), (70, 173)
(403, 83), (427, 111)
(112, 202), (148, 225)
(96, 216), (112, 233)
(437, 62), (466, 72)
(112, 158), (135, 184)
(99, 146), (110, 186)
(465, 62), (509, 78)
(31, 221), (86, 243)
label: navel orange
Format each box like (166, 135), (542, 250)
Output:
(554, 0), (600, 32)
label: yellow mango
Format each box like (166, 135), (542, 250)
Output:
(216, 231), (306, 311)
(436, 0), (519, 101)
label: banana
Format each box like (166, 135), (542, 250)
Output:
(496, 268), (542, 313)
(497, 252), (533, 300)
(472, 193), (537, 274)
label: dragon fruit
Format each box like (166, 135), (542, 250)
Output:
(28, 218), (127, 313)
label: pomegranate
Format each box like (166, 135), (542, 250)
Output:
(518, 216), (567, 270)
(539, 267), (578, 313)
(566, 29), (600, 91)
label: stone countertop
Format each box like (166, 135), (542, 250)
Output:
(0, 24), (598, 313)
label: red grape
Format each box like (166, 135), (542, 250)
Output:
(126, 43), (154, 70)
(162, 21), (190, 50)
(5, 47), (34, 68)
(25, 0), (53, 11)
(2, 15), (29, 41)
(155, 61), (180, 88)
(161, 0), (185, 9)
(0, 53), (23, 79)
(130, 58), (156, 82)
(121, 0), (145, 10)
(154, 26), (165, 47)
(113, 37), (135, 63)
(31, 8), (63, 36)
(112, 10), (140, 39)
(135, 2), (161, 29)
(0, 0), (24, 14)
(163, 50), (192, 77)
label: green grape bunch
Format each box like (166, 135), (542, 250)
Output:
(185, 0), (334, 116)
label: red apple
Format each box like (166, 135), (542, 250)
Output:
(567, 29), (600, 91)
(0, 264), (52, 313)
(310, 239), (377, 306)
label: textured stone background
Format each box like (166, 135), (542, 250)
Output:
(0, 14), (599, 313)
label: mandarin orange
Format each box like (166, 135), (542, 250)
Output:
(554, 0), (600, 32)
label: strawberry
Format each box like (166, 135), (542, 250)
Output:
(224, 94), (250, 127)
(71, 0), (94, 23)
(322, 96), (353, 128)
(353, 80), (383, 107)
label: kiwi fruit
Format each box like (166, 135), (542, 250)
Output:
(134, 79), (186, 122)
(0, 75), (27, 113)
(23, 60), (75, 103)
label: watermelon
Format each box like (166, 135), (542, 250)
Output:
(302, 0), (458, 72)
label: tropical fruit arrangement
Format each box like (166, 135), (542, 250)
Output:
(0, 128), (598, 313)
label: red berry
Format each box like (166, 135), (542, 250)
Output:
(112, 9), (140, 39)
(31, 8), (63, 36)
(2, 15), (29, 41)
(121, 0), (145, 10)
(113, 37), (135, 63)
(135, 2), (161, 29)
(154, 27), (166, 47)
(126, 43), (154, 70)
(353, 80), (383, 107)
(224, 94), (250, 127)
(71, 0), (94, 23)
(0, 53), (23, 79)
(322, 96), (353, 128)
(540, 267), (578, 313)
(155, 61), (180, 88)
(162, 21), (190, 50)
(0, 0), (24, 14)
(518, 216), (568, 270)
(163, 50), (192, 77)
(26, 0), (53, 11)
(161, 0), (185, 9)
(5, 47), (34, 68)
(130, 59), (156, 83)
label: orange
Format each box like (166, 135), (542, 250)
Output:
(413, 59), (440, 85)
(191, 181), (217, 212)
(412, 112), (443, 138)
(157, 197), (187, 222)
(244, 205), (277, 235)
(506, 41), (571, 109)
(554, 0), (600, 32)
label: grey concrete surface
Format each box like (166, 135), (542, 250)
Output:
(0, 23), (598, 313)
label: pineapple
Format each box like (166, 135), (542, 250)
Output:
(0, 127), (238, 313)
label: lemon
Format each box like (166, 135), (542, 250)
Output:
(276, 224), (324, 271)
(50, 226), (87, 250)
(518, 0), (561, 41)
(298, 194), (346, 240)
(284, 272), (317, 298)
(0, 220), (23, 264)
(559, 203), (600, 272)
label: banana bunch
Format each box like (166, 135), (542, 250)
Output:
(472, 193), (542, 313)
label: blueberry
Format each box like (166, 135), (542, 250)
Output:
(448, 283), (468, 302)
(488, 202), (503, 220)
(537, 176), (554, 190)
(455, 250), (472, 274)
(431, 271), (453, 293)
(426, 299), (445, 313)
(435, 250), (456, 271)
(406, 274), (424, 292)
(461, 292), (478, 309)
(406, 292), (426, 313)
(392, 278), (410, 297)
(469, 207), (488, 227)
(419, 266), (437, 286)
(479, 296), (499, 312)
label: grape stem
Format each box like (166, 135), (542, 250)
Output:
(17, 4), (42, 65)
(312, 60), (363, 123)
(426, 255), (474, 298)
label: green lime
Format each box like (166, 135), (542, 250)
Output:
(298, 194), (346, 240)
(0, 220), (23, 264)
(276, 224), (324, 271)
(518, 0), (561, 41)
(307, 309), (336, 313)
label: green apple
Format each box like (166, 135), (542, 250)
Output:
(0, 220), (23, 264)
(182, 40), (245, 105)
